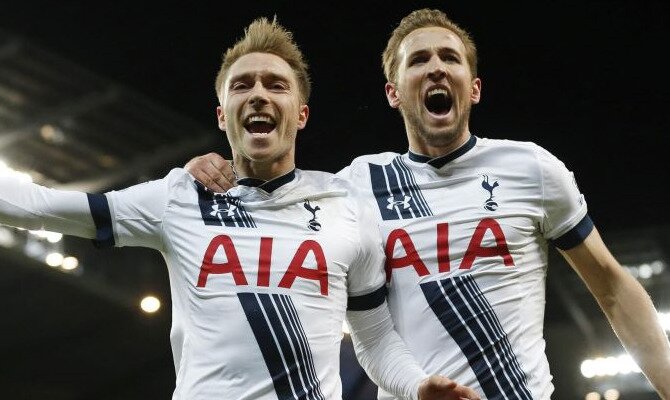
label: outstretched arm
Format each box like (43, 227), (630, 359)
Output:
(347, 302), (480, 400)
(0, 176), (95, 238)
(561, 228), (670, 399)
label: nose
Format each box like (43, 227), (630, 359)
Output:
(248, 82), (269, 108)
(426, 55), (447, 81)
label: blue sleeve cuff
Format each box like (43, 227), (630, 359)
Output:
(550, 215), (594, 250)
(347, 285), (387, 311)
(86, 193), (115, 248)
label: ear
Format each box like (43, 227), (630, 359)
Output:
(296, 104), (309, 130)
(470, 77), (482, 105)
(216, 106), (226, 131)
(385, 82), (401, 109)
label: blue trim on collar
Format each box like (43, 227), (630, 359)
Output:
(237, 169), (296, 193)
(408, 135), (477, 168)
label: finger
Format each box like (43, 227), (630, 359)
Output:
(201, 167), (230, 192)
(204, 160), (237, 190)
(452, 385), (480, 400)
(209, 158), (237, 185)
(199, 152), (236, 185)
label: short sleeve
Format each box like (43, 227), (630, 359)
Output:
(537, 147), (593, 249)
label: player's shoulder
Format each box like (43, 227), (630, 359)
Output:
(295, 169), (351, 192)
(297, 169), (368, 203)
(348, 151), (403, 167)
(164, 167), (197, 188)
(151, 167), (200, 199)
(476, 136), (561, 163)
(339, 151), (403, 180)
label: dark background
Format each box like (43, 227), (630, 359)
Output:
(2, 0), (668, 231)
(0, 1), (668, 399)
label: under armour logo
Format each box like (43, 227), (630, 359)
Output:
(386, 195), (411, 210)
(303, 200), (321, 231)
(481, 175), (500, 211)
(210, 198), (238, 218)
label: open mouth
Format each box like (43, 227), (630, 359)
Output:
(424, 88), (452, 116)
(244, 114), (276, 134)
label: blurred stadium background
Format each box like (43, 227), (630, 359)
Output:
(0, 2), (668, 399)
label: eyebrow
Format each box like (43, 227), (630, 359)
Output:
(228, 71), (291, 84)
(407, 46), (459, 60)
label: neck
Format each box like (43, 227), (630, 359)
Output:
(232, 154), (295, 181)
(408, 130), (471, 158)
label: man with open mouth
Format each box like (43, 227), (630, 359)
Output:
(0, 16), (482, 400)
(189, 8), (670, 400)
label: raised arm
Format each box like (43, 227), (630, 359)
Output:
(561, 228), (670, 399)
(0, 176), (96, 238)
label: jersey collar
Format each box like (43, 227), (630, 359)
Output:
(236, 169), (296, 193)
(408, 135), (477, 168)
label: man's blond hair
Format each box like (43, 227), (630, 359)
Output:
(382, 9), (478, 84)
(214, 17), (311, 103)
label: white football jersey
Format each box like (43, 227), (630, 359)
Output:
(88, 168), (386, 400)
(338, 136), (593, 400)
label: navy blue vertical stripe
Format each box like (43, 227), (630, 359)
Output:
(369, 163), (400, 220)
(383, 163), (414, 219)
(389, 159), (423, 218)
(238, 293), (323, 400)
(238, 293), (294, 399)
(195, 181), (256, 228)
(394, 158), (432, 217)
(234, 198), (256, 228)
(275, 294), (325, 400)
(86, 193), (115, 248)
(257, 294), (306, 399)
(195, 182), (223, 226)
(421, 277), (532, 399)
(460, 277), (531, 396)
(368, 159), (432, 221)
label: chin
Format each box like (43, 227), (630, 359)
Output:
(421, 130), (459, 146)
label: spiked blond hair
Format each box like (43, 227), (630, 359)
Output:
(214, 17), (311, 103)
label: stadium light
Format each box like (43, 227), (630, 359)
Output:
(45, 252), (64, 267)
(581, 354), (641, 378)
(140, 296), (161, 314)
(61, 256), (79, 270)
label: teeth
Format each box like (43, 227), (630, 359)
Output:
(427, 88), (449, 97)
(246, 115), (274, 124)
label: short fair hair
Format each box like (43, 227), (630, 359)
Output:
(214, 17), (311, 103)
(382, 9), (478, 84)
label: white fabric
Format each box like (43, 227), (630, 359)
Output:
(1, 168), (429, 399)
(0, 176), (95, 238)
(347, 302), (426, 400)
(338, 137), (589, 400)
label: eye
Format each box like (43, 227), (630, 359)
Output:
(409, 55), (428, 66)
(231, 81), (249, 90)
(439, 51), (461, 64)
(270, 81), (288, 91)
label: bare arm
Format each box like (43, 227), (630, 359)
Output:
(561, 228), (670, 399)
